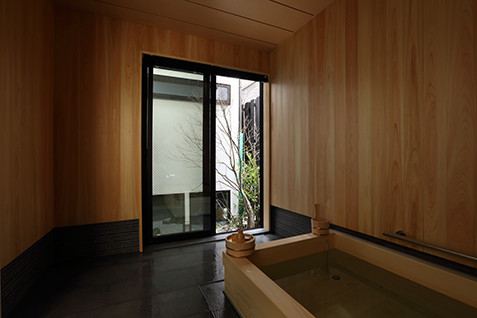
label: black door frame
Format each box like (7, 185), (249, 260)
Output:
(142, 54), (268, 246)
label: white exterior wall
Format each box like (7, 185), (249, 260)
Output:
(216, 76), (240, 215)
(152, 99), (203, 195)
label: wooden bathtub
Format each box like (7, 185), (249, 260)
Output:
(223, 232), (477, 317)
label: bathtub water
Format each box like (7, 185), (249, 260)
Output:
(259, 250), (477, 317)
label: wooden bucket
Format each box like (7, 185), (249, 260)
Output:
(226, 228), (255, 257)
(312, 204), (330, 236)
(312, 217), (330, 236)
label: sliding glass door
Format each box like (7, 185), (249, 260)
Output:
(152, 67), (210, 236)
(143, 56), (214, 243)
(142, 54), (267, 245)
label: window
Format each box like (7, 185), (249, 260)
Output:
(142, 54), (268, 244)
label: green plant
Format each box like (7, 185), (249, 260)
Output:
(239, 153), (260, 228)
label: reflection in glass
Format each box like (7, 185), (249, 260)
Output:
(151, 67), (209, 237)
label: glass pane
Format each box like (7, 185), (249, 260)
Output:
(152, 67), (210, 237)
(215, 76), (261, 233)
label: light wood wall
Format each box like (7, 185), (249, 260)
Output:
(0, 0), (55, 267)
(271, 0), (477, 266)
(54, 6), (270, 227)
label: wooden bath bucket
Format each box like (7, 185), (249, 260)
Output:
(226, 228), (255, 257)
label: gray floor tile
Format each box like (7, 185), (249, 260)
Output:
(212, 308), (241, 318)
(155, 286), (210, 317)
(200, 281), (232, 312)
(10, 233), (283, 318)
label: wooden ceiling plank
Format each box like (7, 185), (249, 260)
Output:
(270, 0), (335, 15)
(187, 0), (313, 31)
(55, 0), (277, 51)
(96, 0), (292, 45)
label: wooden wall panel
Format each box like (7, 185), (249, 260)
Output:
(270, 21), (312, 216)
(422, 0), (447, 249)
(323, 0), (340, 224)
(474, 0), (477, 259)
(382, 0), (404, 239)
(356, 0), (372, 233)
(370, 0), (387, 237)
(0, 0), (54, 267)
(54, 6), (270, 227)
(308, 13), (325, 220)
(444, 0), (475, 256)
(402, 0), (423, 242)
(270, 0), (477, 267)
(344, 0), (359, 230)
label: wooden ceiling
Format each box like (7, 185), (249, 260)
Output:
(54, 0), (335, 51)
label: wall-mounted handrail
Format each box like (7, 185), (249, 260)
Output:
(382, 232), (477, 262)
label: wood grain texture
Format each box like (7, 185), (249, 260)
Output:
(402, 0), (423, 242)
(224, 253), (314, 318)
(250, 233), (334, 267)
(53, 0), (335, 51)
(54, 6), (270, 227)
(270, 0), (477, 266)
(97, 0), (292, 44)
(383, 0), (404, 239)
(357, 0), (372, 233)
(54, 0), (277, 51)
(445, 0), (475, 256)
(323, 0), (340, 225)
(273, 0), (336, 15)
(224, 234), (333, 318)
(270, 22), (311, 215)
(422, 0), (447, 249)
(344, 0), (359, 230)
(190, 0), (313, 31)
(0, 0), (55, 267)
(309, 13), (326, 220)
(369, 0), (387, 241)
(474, 0), (477, 259)
(335, 232), (477, 308)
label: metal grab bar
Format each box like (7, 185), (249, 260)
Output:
(383, 232), (477, 262)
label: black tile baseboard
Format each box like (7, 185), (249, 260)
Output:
(1, 230), (54, 318)
(1, 219), (140, 317)
(270, 206), (311, 237)
(54, 219), (140, 261)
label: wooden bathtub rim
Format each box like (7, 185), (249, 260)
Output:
(249, 233), (335, 267)
(223, 234), (333, 318)
(223, 252), (314, 318)
(334, 231), (477, 309)
(224, 232), (477, 317)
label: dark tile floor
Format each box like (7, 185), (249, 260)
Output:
(10, 233), (282, 318)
